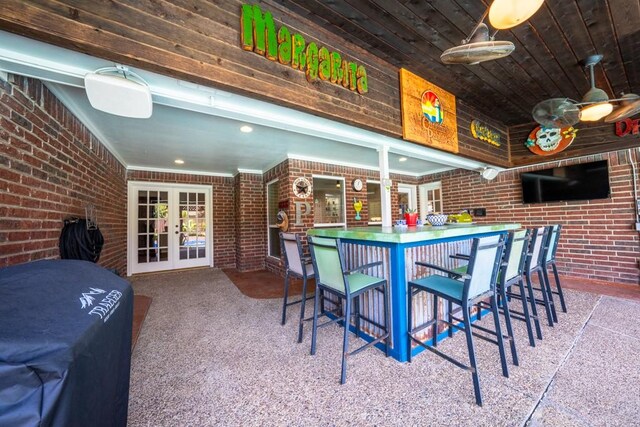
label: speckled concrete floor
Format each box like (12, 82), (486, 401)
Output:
(128, 268), (640, 426)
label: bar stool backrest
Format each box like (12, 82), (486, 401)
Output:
(308, 236), (346, 293)
(504, 229), (530, 282)
(280, 232), (305, 276)
(545, 224), (562, 263)
(525, 227), (548, 273)
(465, 235), (505, 299)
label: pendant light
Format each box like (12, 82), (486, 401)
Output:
(488, 0), (545, 30)
(579, 55), (613, 122)
(442, 0), (543, 66)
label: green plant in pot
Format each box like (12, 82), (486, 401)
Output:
(404, 208), (419, 227)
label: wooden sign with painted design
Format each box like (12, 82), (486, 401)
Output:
(470, 120), (501, 146)
(399, 69), (458, 153)
(240, 4), (368, 94)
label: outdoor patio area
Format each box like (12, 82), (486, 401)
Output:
(128, 268), (640, 426)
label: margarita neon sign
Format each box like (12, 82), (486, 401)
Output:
(240, 4), (368, 94)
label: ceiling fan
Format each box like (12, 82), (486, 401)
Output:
(532, 55), (640, 128)
(441, 0), (544, 65)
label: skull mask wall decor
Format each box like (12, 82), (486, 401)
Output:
(525, 125), (578, 156)
(535, 127), (562, 151)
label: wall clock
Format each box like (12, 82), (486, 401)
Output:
(352, 178), (363, 192)
(292, 177), (312, 198)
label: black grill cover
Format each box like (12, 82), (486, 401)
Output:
(0, 260), (133, 426)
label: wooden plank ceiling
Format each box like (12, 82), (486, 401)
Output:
(273, 0), (640, 127)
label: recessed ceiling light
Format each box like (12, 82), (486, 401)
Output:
(240, 125), (253, 133)
(174, 159), (184, 165)
(399, 157), (408, 162)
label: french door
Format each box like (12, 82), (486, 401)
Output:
(127, 182), (213, 275)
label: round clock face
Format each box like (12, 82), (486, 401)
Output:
(292, 177), (312, 198)
(352, 178), (363, 192)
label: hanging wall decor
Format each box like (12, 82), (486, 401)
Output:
(525, 126), (578, 156)
(399, 68), (459, 154)
(470, 119), (501, 146)
(292, 177), (312, 198)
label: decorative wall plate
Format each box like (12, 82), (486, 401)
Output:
(525, 126), (577, 156)
(292, 177), (312, 198)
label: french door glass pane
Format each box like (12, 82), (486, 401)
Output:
(137, 190), (171, 265)
(178, 192), (207, 260)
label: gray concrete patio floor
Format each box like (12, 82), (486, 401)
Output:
(128, 268), (640, 426)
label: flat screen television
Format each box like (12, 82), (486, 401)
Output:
(521, 160), (610, 203)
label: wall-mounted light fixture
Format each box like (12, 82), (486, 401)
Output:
(84, 65), (152, 118)
(480, 167), (499, 180)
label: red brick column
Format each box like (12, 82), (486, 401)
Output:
(234, 172), (266, 271)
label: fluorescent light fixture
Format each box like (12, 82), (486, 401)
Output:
(84, 67), (152, 118)
(174, 159), (185, 165)
(399, 157), (408, 162)
(488, 0), (545, 29)
(240, 125), (253, 133)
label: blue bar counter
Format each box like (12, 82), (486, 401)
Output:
(308, 223), (520, 362)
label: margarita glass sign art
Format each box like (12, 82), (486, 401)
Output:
(353, 198), (363, 220)
(422, 90), (444, 125)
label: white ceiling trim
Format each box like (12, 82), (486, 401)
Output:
(126, 165), (234, 178)
(0, 30), (500, 176)
(285, 153), (435, 177)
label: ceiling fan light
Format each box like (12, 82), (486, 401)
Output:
(440, 40), (515, 65)
(580, 102), (613, 122)
(488, 0), (545, 29)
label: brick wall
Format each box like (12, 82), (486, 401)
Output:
(234, 172), (266, 271)
(0, 74), (127, 272)
(127, 170), (236, 269)
(264, 158), (420, 275)
(420, 150), (640, 285)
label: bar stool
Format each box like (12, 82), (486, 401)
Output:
(408, 235), (507, 406)
(500, 230), (538, 348)
(308, 236), (390, 385)
(524, 227), (556, 329)
(465, 229), (536, 362)
(543, 224), (567, 314)
(279, 232), (315, 343)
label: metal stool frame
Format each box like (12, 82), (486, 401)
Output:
(308, 236), (390, 385)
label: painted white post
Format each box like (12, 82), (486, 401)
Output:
(378, 146), (392, 228)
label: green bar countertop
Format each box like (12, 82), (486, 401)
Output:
(307, 223), (521, 244)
